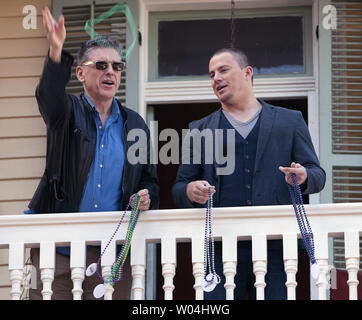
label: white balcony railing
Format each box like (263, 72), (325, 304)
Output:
(0, 202), (360, 300)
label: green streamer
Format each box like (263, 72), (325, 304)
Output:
(84, 2), (137, 62)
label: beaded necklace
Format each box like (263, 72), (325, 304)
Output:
(202, 187), (221, 292)
(86, 194), (142, 298)
(287, 173), (320, 280)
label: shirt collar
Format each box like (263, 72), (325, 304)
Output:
(83, 92), (120, 120)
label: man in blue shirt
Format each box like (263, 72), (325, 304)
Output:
(28, 7), (158, 300)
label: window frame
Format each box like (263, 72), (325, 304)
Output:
(148, 6), (313, 81)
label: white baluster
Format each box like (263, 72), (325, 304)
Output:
(162, 263), (176, 300)
(346, 258), (359, 300)
(40, 242), (55, 300)
(222, 236), (237, 300)
(102, 266), (114, 300)
(9, 270), (23, 300)
(131, 237), (146, 300)
(283, 233), (298, 300)
(41, 268), (54, 300)
(345, 231), (360, 300)
(161, 237), (176, 300)
(132, 265), (146, 300)
(192, 237), (204, 300)
(9, 242), (25, 300)
(316, 259), (329, 300)
(284, 259), (298, 300)
(223, 262), (236, 300)
(314, 233), (329, 300)
(252, 234), (267, 300)
(101, 240), (116, 300)
(253, 261), (267, 300)
(70, 241), (86, 300)
(71, 268), (85, 300)
(193, 262), (204, 300)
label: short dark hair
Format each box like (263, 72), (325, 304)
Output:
(211, 48), (253, 85)
(211, 48), (250, 69)
(77, 35), (123, 65)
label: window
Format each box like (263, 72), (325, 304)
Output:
(149, 7), (313, 80)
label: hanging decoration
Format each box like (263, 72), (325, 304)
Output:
(86, 194), (142, 298)
(287, 173), (320, 280)
(84, 2), (138, 62)
(203, 187), (221, 292)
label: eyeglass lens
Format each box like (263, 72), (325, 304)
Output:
(95, 61), (124, 71)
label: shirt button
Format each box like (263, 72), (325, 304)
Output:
(99, 164), (103, 168)
(98, 125), (102, 129)
(245, 184), (251, 189)
(101, 144), (104, 148)
(247, 200), (252, 205)
(244, 154), (249, 159)
(94, 204), (98, 208)
(97, 184), (101, 188)
(245, 168), (250, 173)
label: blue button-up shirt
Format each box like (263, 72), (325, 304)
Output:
(79, 93), (126, 212)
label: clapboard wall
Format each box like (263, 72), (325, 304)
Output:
(0, 0), (50, 299)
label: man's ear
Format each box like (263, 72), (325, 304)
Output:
(244, 66), (253, 80)
(76, 66), (85, 83)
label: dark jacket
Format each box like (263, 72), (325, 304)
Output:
(29, 50), (159, 213)
(172, 100), (326, 208)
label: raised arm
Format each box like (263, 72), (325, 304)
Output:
(42, 7), (66, 63)
(36, 7), (73, 129)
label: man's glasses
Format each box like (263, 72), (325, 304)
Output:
(82, 60), (125, 72)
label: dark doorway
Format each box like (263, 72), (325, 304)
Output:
(152, 102), (220, 209)
(152, 98), (308, 210)
(151, 98), (310, 300)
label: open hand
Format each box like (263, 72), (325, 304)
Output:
(42, 7), (66, 62)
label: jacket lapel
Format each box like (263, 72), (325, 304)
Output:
(254, 101), (276, 173)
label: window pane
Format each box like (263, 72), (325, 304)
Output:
(158, 16), (304, 77)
